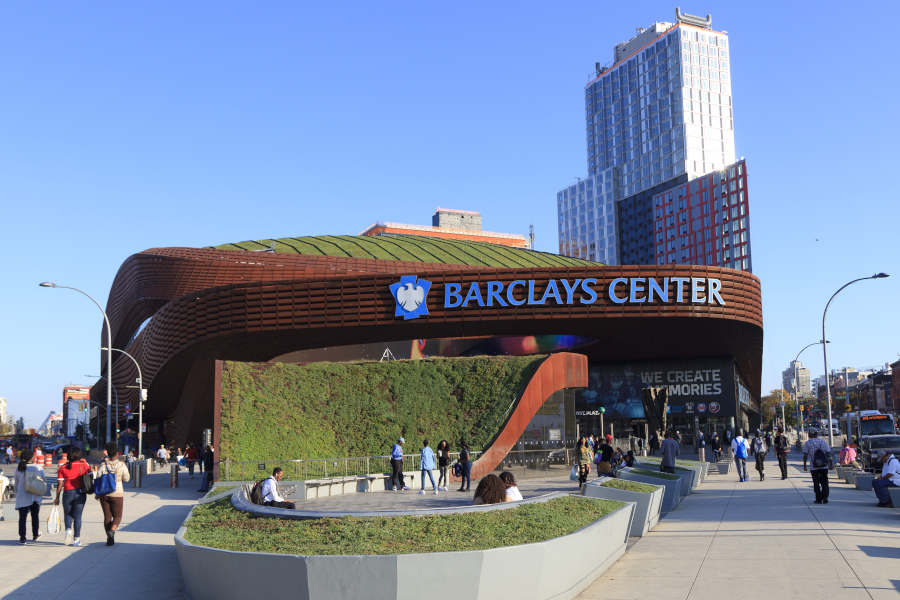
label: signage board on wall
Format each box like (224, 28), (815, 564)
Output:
(390, 275), (726, 320)
(576, 358), (737, 420)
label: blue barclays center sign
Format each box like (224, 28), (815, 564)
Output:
(391, 275), (725, 320)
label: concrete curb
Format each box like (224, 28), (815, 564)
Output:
(583, 477), (664, 537)
(175, 497), (635, 600)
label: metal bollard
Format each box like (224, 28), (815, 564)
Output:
(132, 461), (143, 488)
(170, 463), (179, 488)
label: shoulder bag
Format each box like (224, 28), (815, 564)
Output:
(93, 463), (117, 496)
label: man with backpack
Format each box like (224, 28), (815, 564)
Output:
(731, 429), (749, 482)
(803, 429), (833, 504)
(773, 427), (790, 479)
(752, 430), (767, 481)
(258, 467), (295, 509)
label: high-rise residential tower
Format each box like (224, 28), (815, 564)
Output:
(782, 360), (811, 398)
(558, 9), (751, 270)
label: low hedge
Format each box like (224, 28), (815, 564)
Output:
(220, 355), (545, 461)
(629, 468), (680, 480)
(600, 479), (658, 493)
(184, 496), (624, 555)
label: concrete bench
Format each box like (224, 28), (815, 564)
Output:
(303, 474), (384, 499)
(888, 486), (900, 508)
(855, 473), (875, 491)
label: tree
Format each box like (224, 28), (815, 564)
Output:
(761, 389), (796, 427)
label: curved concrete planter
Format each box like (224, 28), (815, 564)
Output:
(175, 499), (635, 600)
(583, 477), (663, 537)
(617, 468), (683, 513)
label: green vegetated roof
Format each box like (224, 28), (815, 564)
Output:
(211, 235), (601, 269)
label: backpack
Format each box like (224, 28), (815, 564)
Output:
(734, 439), (747, 459)
(812, 447), (829, 469)
(249, 479), (264, 504)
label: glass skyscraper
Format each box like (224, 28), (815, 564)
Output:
(558, 10), (751, 271)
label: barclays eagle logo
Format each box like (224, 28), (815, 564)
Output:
(389, 276), (431, 320)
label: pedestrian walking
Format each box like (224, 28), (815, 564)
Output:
(802, 429), (832, 504)
(711, 432), (722, 462)
(595, 435), (613, 476)
(773, 426), (790, 479)
(752, 431), (767, 480)
(390, 437), (407, 491)
(575, 435), (593, 489)
(196, 445), (215, 492)
(418, 440), (438, 495)
(456, 443), (471, 492)
(696, 430), (706, 462)
(6, 445), (13, 464)
(14, 450), (44, 545)
(649, 432), (660, 456)
(660, 431), (680, 474)
(95, 443), (131, 546)
(731, 429), (749, 482)
(725, 429), (734, 459)
(54, 447), (91, 546)
(872, 450), (899, 507)
(435, 440), (450, 491)
(185, 443), (199, 478)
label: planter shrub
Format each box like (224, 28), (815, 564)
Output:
(583, 477), (665, 537)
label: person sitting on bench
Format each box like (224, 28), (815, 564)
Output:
(261, 467), (295, 509)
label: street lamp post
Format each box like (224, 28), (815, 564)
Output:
(101, 347), (145, 459)
(792, 341), (829, 434)
(41, 282), (114, 443)
(85, 375), (118, 443)
(822, 273), (889, 447)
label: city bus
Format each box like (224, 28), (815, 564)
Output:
(839, 411), (896, 443)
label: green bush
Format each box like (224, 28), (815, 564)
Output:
(628, 468), (680, 480)
(184, 496), (623, 555)
(600, 479), (658, 493)
(220, 355), (546, 461)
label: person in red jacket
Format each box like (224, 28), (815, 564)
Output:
(54, 447), (92, 546)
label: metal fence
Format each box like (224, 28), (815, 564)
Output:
(220, 451), (482, 482)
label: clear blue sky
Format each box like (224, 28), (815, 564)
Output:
(2, 2), (898, 427)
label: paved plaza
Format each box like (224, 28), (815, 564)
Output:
(578, 454), (900, 600)
(0, 453), (896, 599)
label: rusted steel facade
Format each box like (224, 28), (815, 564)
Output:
(92, 247), (763, 448)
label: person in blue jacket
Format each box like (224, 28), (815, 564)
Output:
(419, 440), (438, 495)
(391, 437), (408, 491)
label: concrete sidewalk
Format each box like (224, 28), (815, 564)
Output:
(577, 452), (900, 600)
(0, 469), (201, 599)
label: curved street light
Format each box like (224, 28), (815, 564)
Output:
(41, 282), (114, 443)
(791, 340), (829, 432)
(822, 273), (890, 447)
(101, 347), (145, 459)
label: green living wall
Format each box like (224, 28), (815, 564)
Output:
(219, 355), (546, 461)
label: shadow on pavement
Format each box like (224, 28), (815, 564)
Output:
(123, 504), (193, 534)
(1, 540), (187, 599)
(858, 545), (900, 559)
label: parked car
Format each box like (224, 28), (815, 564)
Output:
(858, 435), (900, 471)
